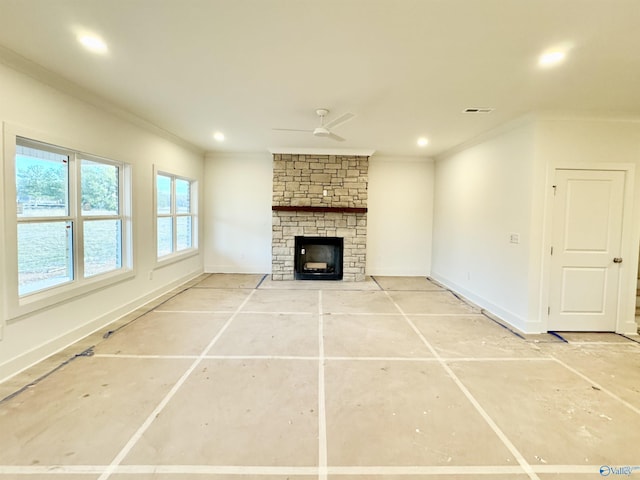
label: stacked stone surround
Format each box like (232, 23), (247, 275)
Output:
(271, 154), (369, 281)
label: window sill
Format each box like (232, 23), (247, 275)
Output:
(8, 269), (136, 322)
(155, 248), (200, 269)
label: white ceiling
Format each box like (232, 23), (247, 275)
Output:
(0, 0), (639, 157)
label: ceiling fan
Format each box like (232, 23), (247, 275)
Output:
(273, 108), (355, 142)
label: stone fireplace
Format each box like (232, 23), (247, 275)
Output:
(271, 152), (370, 281)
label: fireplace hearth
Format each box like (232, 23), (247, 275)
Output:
(294, 236), (343, 280)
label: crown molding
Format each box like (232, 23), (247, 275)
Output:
(0, 45), (204, 156)
(268, 147), (375, 156)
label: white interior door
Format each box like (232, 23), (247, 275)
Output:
(549, 169), (625, 331)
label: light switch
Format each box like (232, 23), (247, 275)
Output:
(509, 233), (520, 244)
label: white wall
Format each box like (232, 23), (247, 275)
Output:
(0, 61), (205, 381)
(432, 115), (640, 334)
(204, 152), (273, 274)
(432, 120), (536, 331)
(536, 116), (640, 334)
(202, 153), (435, 278)
(366, 156), (434, 276)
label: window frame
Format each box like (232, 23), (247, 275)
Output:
(154, 166), (198, 265)
(3, 125), (133, 319)
(78, 155), (126, 279)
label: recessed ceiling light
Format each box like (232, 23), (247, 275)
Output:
(539, 50), (566, 67)
(213, 131), (225, 142)
(78, 34), (108, 54)
(417, 137), (429, 147)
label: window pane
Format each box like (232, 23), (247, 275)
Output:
(81, 159), (119, 215)
(176, 216), (192, 251)
(157, 217), (173, 257)
(16, 145), (69, 218)
(157, 175), (171, 214)
(18, 221), (73, 295)
(175, 179), (191, 213)
(84, 219), (122, 277)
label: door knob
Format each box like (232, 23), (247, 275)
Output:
(613, 257), (623, 263)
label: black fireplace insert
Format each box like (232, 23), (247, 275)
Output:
(294, 236), (344, 280)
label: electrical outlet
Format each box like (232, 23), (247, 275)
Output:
(148, 271), (154, 280)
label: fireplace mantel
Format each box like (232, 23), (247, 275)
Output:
(272, 205), (367, 214)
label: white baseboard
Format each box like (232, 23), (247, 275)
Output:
(0, 269), (203, 384)
(366, 267), (430, 277)
(205, 264), (270, 274)
(621, 318), (640, 335)
(429, 272), (541, 334)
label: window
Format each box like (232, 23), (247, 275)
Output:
(156, 171), (197, 260)
(14, 137), (130, 298)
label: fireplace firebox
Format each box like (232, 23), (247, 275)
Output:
(294, 236), (344, 280)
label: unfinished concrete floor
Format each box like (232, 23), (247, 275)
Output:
(1, 274), (639, 480)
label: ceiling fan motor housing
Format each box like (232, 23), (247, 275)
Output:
(313, 127), (330, 137)
(273, 108), (353, 142)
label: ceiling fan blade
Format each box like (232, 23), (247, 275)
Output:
(272, 128), (313, 132)
(324, 112), (355, 130)
(327, 132), (346, 142)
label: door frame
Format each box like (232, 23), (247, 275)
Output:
(540, 162), (638, 334)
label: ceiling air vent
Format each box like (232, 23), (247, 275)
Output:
(463, 107), (495, 114)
